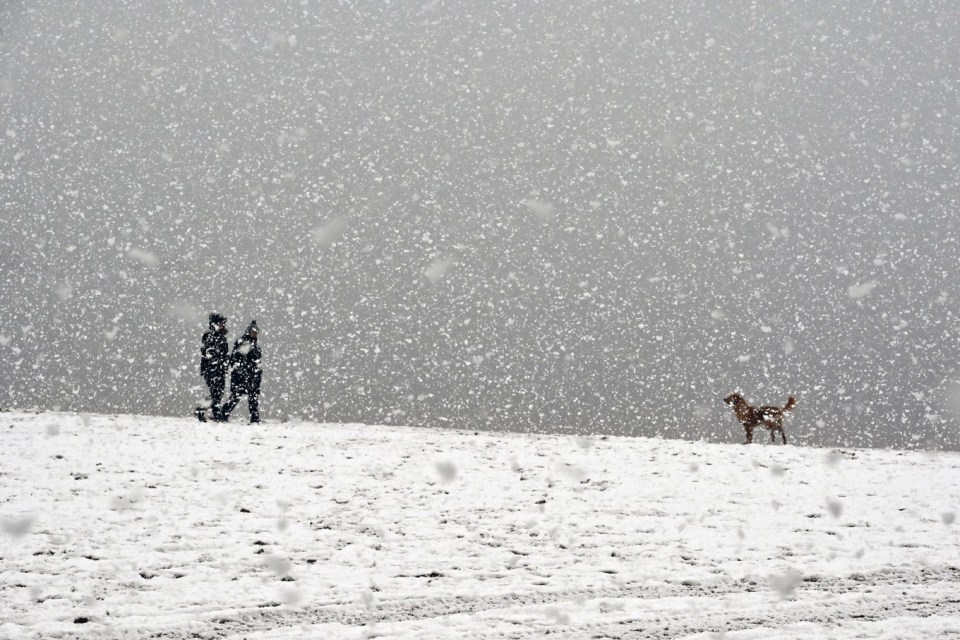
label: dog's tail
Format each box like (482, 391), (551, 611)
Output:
(783, 396), (797, 412)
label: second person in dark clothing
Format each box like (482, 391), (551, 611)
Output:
(216, 320), (262, 423)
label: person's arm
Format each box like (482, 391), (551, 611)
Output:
(229, 342), (242, 367)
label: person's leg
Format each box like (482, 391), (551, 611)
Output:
(196, 374), (218, 421)
(218, 389), (241, 422)
(248, 390), (260, 424)
(210, 376), (226, 420)
(210, 376), (225, 408)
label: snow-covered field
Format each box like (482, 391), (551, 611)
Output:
(1, 412), (958, 639)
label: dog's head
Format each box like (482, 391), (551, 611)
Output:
(723, 392), (743, 406)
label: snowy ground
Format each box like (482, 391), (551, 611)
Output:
(1, 412), (959, 639)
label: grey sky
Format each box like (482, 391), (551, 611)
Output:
(1, 1), (958, 449)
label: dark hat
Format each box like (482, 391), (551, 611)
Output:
(245, 320), (259, 335)
(209, 313), (227, 327)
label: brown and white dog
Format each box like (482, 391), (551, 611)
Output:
(723, 392), (797, 445)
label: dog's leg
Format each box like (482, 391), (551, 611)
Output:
(770, 427), (775, 443)
(781, 428), (787, 445)
(744, 425), (753, 444)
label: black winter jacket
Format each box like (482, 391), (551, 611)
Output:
(200, 330), (229, 378)
(229, 336), (262, 394)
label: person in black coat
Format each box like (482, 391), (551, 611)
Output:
(195, 313), (229, 422)
(216, 320), (262, 423)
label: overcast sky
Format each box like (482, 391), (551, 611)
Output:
(1, 0), (958, 449)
